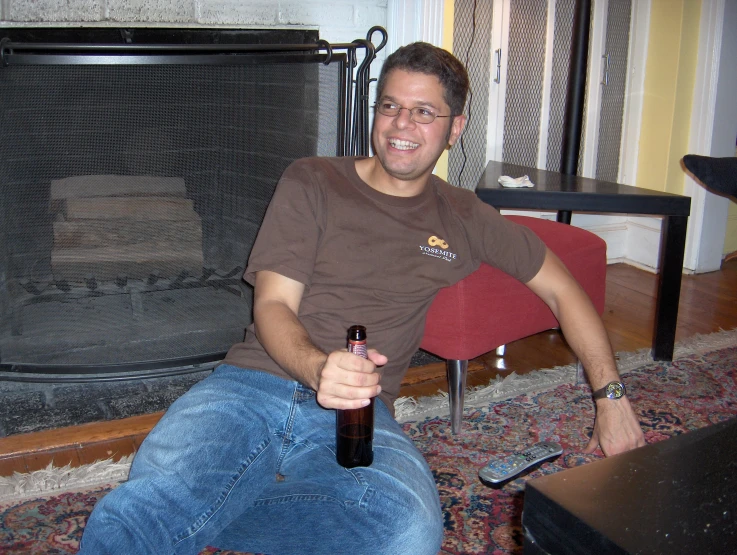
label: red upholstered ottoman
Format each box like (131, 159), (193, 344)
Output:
(419, 215), (607, 433)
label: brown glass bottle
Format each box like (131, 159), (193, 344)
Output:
(336, 325), (374, 468)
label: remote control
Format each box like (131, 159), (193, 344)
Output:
(478, 441), (563, 484)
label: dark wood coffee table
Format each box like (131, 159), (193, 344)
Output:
(521, 417), (737, 554)
(475, 161), (692, 361)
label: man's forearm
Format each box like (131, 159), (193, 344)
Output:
(253, 299), (328, 390)
(554, 289), (620, 390)
(526, 250), (620, 390)
(251, 270), (383, 410)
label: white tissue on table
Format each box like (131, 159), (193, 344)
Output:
(498, 175), (535, 188)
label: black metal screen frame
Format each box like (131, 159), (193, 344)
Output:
(0, 26), (388, 156)
(0, 27), (386, 381)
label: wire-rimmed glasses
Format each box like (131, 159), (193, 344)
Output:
(373, 102), (451, 124)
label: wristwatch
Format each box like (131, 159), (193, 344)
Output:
(592, 381), (626, 400)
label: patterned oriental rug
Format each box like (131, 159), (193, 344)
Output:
(1, 329), (736, 554)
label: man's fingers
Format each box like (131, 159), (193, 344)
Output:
(583, 433), (599, 454)
(331, 350), (381, 373)
(326, 382), (381, 401)
(367, 349), (388, 367)
(321, 355), (381, 386)
(317, 383), (380, 410)
(319, 395), (374, 411)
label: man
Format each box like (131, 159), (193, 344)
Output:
(80, 42), (645, 555)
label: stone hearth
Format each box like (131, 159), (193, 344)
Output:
(0, 350), (442, 437)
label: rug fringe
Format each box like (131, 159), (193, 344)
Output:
(1, 329), (735, 501)
(395, 327), (737, 422)
(0, 455), (133, 504)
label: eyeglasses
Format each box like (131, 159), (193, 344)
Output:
(373, 102), (451, 124)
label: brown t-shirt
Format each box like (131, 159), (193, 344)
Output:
(224, 156), (546, 414)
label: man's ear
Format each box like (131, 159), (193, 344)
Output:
(447, 114), (467, 148)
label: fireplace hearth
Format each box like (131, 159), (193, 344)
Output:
(0, 27), (385, 380)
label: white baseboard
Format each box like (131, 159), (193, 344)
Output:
(622, 216), (662, 271)
(606, 257), (659, 274)
(568, 214), (662, 271)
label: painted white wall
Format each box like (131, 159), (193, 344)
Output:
(386, 0), (444, 52)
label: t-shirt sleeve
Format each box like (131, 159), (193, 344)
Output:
(471, 198), (547, 283)
(244, 160), (323, 287)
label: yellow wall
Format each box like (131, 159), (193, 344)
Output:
(636, 0), (701, 194)
(667, 1), (702, 195)
(635, 1), (737, 257)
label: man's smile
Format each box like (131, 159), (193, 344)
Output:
(388, 138), (419, 151)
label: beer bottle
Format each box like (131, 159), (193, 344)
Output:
(336, 325), (374, 468)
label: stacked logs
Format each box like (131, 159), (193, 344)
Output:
(50, 175), (203, 281)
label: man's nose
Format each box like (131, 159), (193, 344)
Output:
(393, 107), (416, 128)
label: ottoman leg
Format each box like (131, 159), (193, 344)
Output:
(446, 359), (468, 434)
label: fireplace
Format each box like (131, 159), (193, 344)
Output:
(0, 27), (384, 380)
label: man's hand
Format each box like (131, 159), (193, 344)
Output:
(584, 396), (646, 457)
(315, 349), (387, 410)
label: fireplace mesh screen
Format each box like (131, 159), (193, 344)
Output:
(0, 56), (344, 371)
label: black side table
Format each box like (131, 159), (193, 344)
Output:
(521, 418), (737, 554)
(475, 161), (692, 361)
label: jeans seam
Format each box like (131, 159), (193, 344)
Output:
(172, 436), (272, 546)
(274, 383), (301, 473)
(253, 493), (349, 506)
(342, 468), (375, 509)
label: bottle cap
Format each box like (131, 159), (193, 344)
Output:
(348, 325), (366, 341)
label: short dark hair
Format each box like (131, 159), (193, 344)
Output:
(376, 42), (470, 117)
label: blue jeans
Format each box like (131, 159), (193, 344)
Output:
(79, 365), (443, 555)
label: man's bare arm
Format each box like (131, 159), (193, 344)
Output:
(525, 249), (646, 456)
(252, 270), (384, 410)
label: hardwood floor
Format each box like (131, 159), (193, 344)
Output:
(1, 260), (736, 477)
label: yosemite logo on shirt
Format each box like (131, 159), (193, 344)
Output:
(420, 235), (457, 262)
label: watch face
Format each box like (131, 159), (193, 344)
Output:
(605, 382), (626, 399)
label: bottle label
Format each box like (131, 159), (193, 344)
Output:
(348, 341), (367, 359)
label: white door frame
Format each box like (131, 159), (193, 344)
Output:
(683, 0), (731, 273)
(485, 0), (509, 163)
(580, 0), (608, 178)
(618, 0), (650, 187)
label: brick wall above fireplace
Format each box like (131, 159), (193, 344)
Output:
(0, 0), (388, 52)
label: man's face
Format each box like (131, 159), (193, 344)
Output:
(371, 69), (465, 185)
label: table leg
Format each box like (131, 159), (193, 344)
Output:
(556, 210), (572, 224)
(652, 215), (688, 360)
